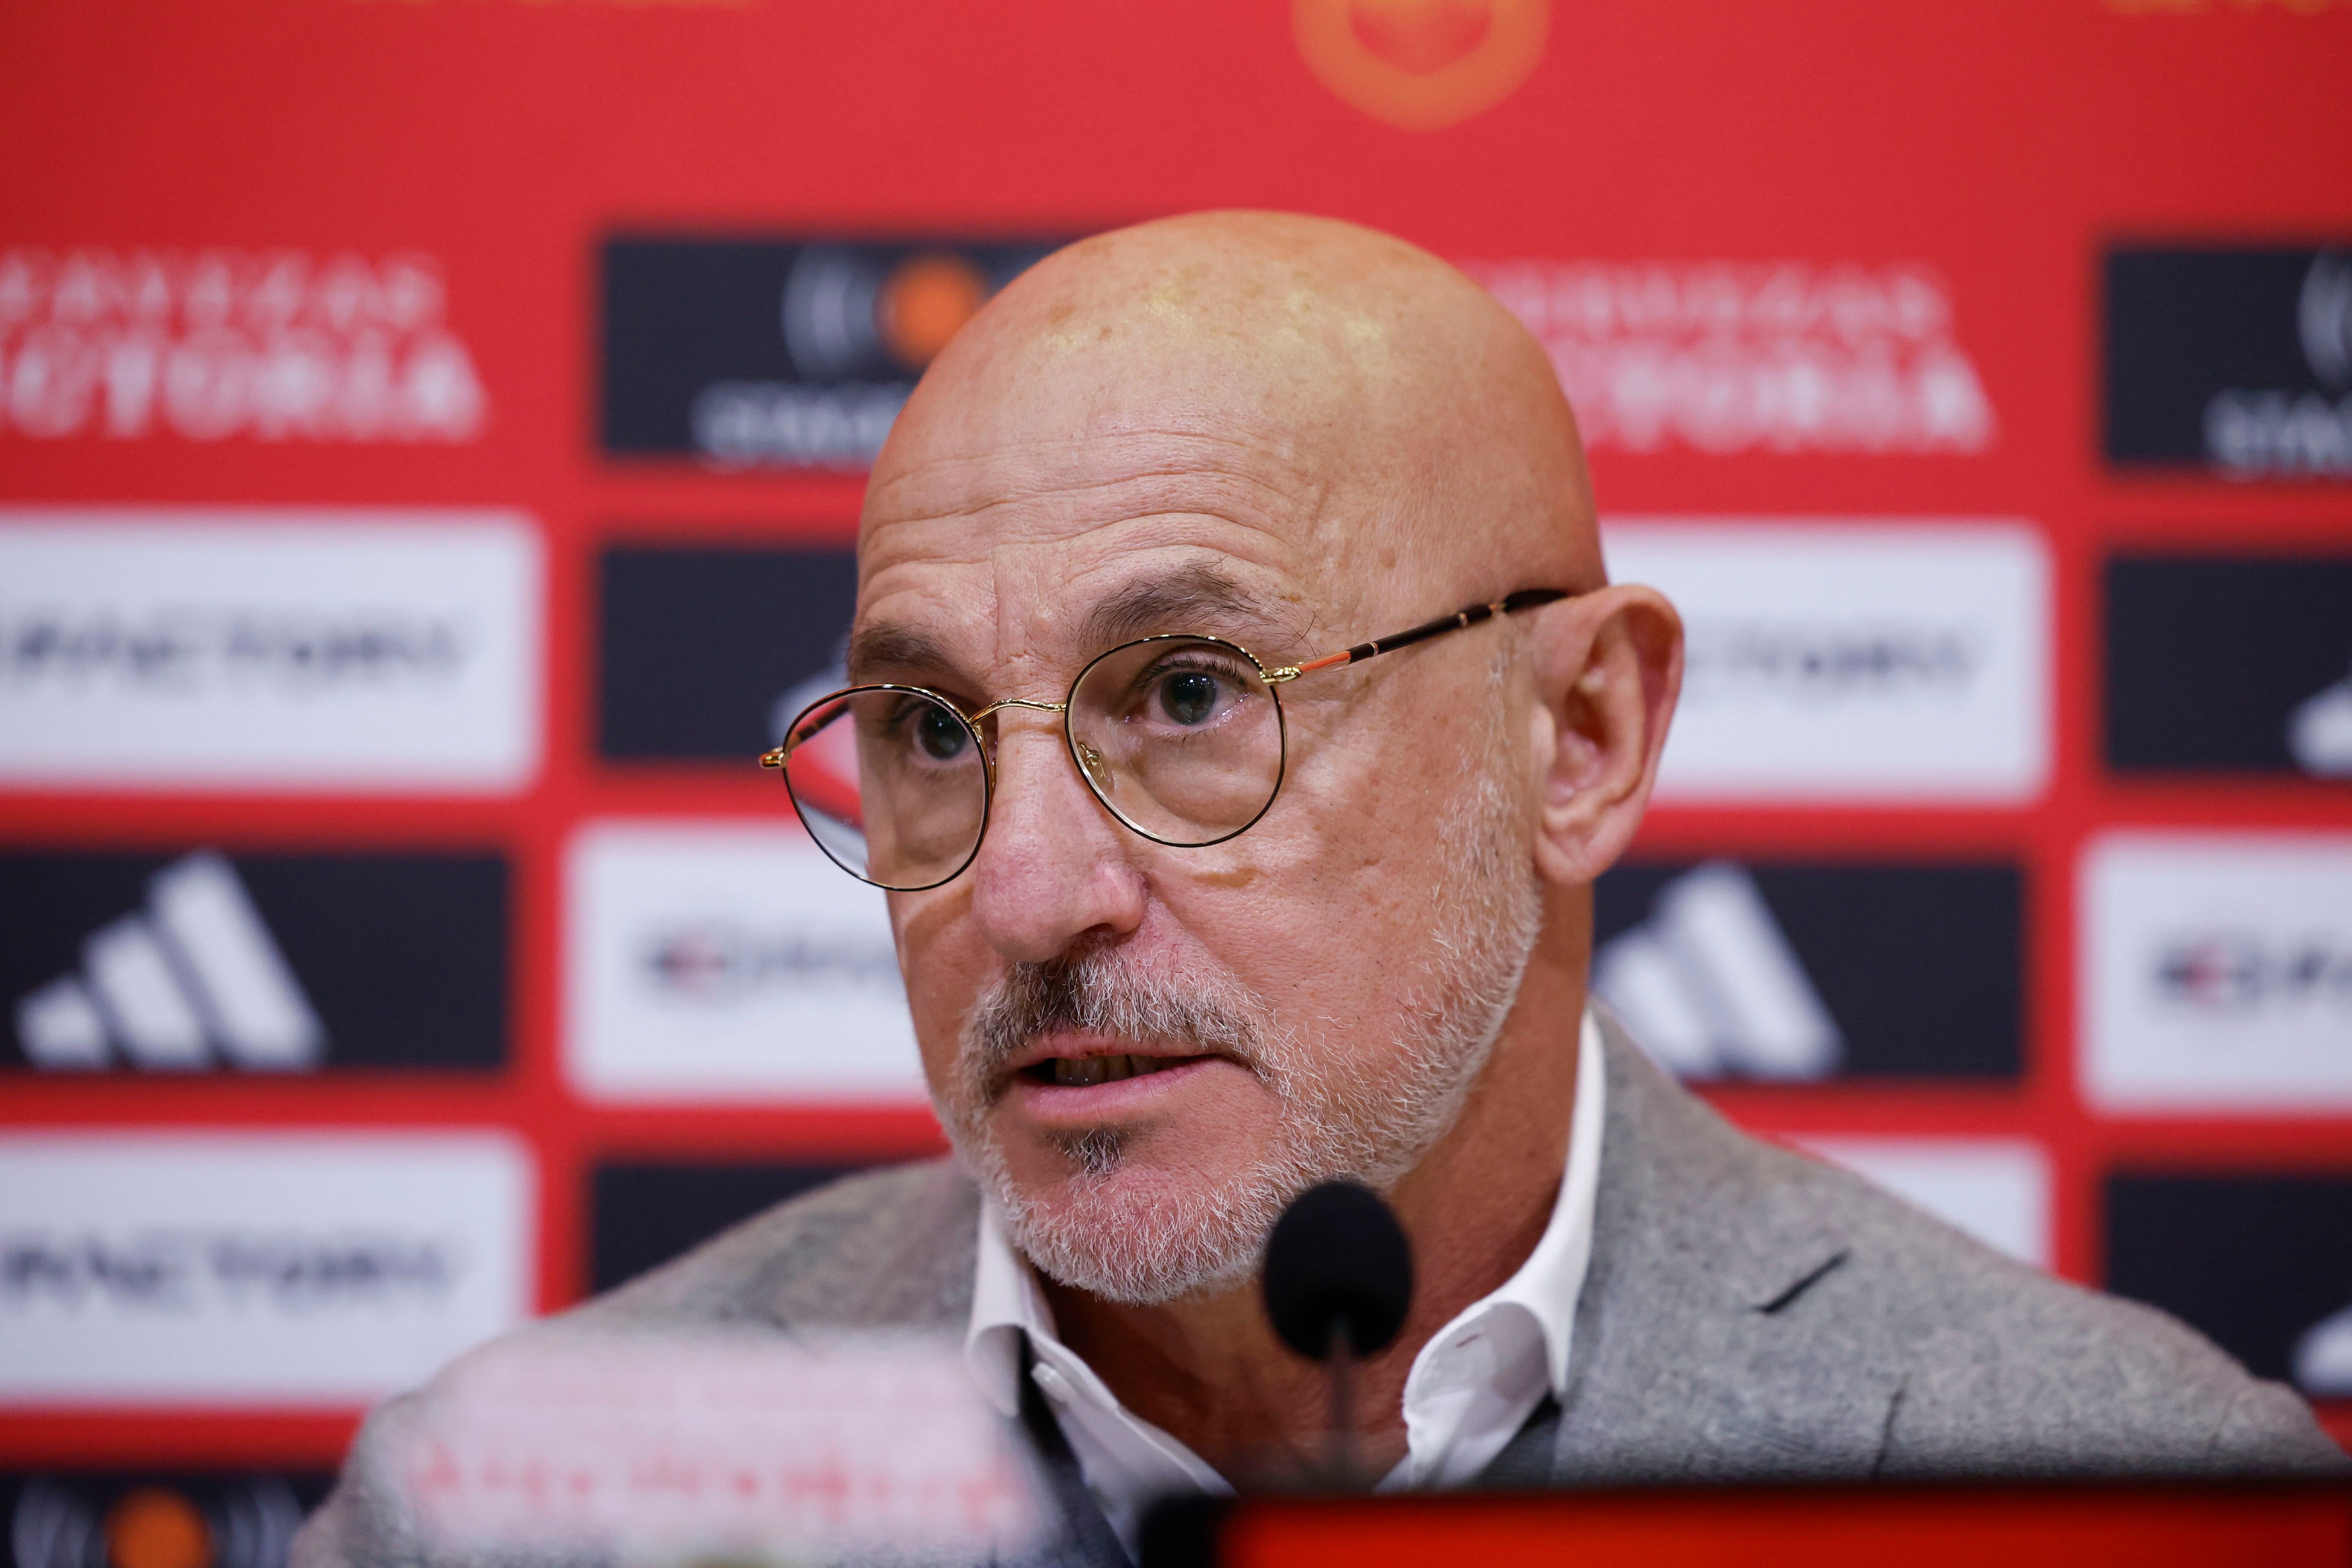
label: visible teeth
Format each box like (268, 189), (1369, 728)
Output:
(1050, 1054), (1175, 1086)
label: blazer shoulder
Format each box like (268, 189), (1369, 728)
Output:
(1574, 1015), (2342, 1480)
(578, 1157), (980, 1333)
(1758, 1143), (2344, 1477)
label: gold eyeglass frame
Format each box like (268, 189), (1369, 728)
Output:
(760, 587), (1573, 891)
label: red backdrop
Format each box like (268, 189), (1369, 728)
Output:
(2, 0), (2349, 1490)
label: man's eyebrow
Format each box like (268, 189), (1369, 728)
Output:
(846, 563), (1299, 688)
(1075, 563), (1293, 653)
(846, 621), (958, 684)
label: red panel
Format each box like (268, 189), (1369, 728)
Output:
(1222, 1488), (2352, 1568)
(1, 0), (2347, 1478)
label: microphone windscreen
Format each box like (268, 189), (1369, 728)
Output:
(1261, 1179), (1414, 1361)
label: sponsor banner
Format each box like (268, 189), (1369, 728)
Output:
(0, 1131), (532, 1405)
(0, 511), (541, 792)
(598, 545), (856, 763)
(2, 848), (507, 1074)
(2081, 833), (2352, 1113)
(3, 1472), (331, 1568)
(2106, 1172), (2352, 1400)
(2105, 245), (2352, 477)
(589, 1161), (863, 1295)
(2106, 554), (2352, 779)
(1602, 521), (2049, 803)
(1794, 1137), (2050, 1268)
(565, 820), (925, 1103)
(0, 247), (486, 445)
(599, 237), (1062, 468)
(1592, 859), (2021, 1083)
(1469, 261), (1996, 456)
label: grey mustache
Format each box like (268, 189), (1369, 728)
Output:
(960, 949), (1268, 1084)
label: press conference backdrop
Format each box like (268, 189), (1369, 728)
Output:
(3, 0), (2350, 1543)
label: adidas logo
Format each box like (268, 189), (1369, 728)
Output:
(1593, 861), (1844, 1081)
(12, 851), (325, 1071)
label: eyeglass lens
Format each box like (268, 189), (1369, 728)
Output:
(779, 637), (1286, 891)
(1066, 637), (1284, 848)
(782, 689), (989, 890)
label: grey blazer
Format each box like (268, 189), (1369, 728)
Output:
(298, 1016), (2342, 1565)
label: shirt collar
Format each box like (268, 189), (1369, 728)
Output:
(1458, 1006), (1606, 1397)
(965, 1195), (1053, 1420)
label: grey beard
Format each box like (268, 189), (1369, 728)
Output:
(934, 755), (1543, 1307)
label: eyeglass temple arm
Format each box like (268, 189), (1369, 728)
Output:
(1263, 588), (1574, 684)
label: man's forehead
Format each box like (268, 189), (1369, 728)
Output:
(850, 414), (1359, 677)
(849, 536), (1319, 685)
(864, 418), (1323, 540)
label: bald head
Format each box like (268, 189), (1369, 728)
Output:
(852, 214), (1681, 1322)
(864, 212), (1600, 628)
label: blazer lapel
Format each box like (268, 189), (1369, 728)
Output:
(1542, 1011), (1903, 1482)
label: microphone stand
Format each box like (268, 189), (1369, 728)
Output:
(1324, 1320), (1361, 1491)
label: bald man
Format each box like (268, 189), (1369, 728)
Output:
(301, 214), (2339, 1568)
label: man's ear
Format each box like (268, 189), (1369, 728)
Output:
(1526, 584), (1684, 888)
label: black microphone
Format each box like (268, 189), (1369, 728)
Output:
(1261, 1179), (1413, 1488)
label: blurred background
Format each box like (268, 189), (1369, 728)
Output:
(2, 0), (2349, 1559)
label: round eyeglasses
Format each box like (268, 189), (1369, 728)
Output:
(762, 588), (1572, 891)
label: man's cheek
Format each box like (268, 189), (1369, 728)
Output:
(898, 939), (982, 1053)
(889, 892), (978, 1025)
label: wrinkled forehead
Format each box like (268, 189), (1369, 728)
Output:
(850, 422), (1345, 693)
(848, 235), (1473, 694)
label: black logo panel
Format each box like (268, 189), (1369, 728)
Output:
(2106, 1173), (2352, 1397)
(2104, 245), (2352, 477)
(589, 1159), (867, 1296)
(597, 544), (857, 763)
(1591, 860), (2021, 1082)
(600, 236), (1065, 466)
(0, 850), (507, 1073)
(2106, 555), (2352, 777)
(2, 1472), (332, 1568)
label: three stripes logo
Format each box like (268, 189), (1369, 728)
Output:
(1591, 857), (2023, 1082)
(2, 848), (509, 1074)
(13, 852), (324, 1071)
(1593, 861), (1843, 1082)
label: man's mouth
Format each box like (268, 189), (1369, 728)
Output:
(1024, 1053), (1201, 1088)
(993, 1032), (1231, 1100)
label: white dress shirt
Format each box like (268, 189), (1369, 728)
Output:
(963, 1009), (1607, 1557)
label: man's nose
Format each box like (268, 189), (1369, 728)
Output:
(967, 714), (1145, 964)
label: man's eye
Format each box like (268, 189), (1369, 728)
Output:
(1157, 670), (1221, 726)
(915, 707), (969, 759)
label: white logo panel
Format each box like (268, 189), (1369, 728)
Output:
(1794, 1136), (2050, 1268)
(0, 511), (542, 791)
(1604, 520), (2049, 803)
(0, 1131), (532, 1405)
(2082, 833), (2352, 1112)
(567, 820), (926, 1104)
